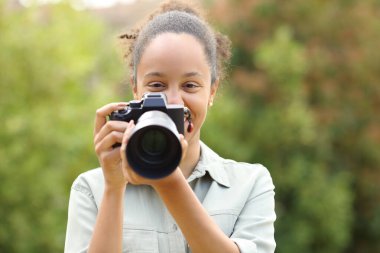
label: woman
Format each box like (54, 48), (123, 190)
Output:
(64, 1), (276, 252)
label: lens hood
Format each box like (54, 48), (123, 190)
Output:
(126, 110), (182, 179)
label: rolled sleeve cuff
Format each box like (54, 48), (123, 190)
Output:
(231, 238), (257, 253)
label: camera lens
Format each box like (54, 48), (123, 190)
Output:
(126, 111), (182, 179)
(140, 129), (167, 156)
(135, 127), (171, 166)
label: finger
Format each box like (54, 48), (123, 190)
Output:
(179, 134), (188, 162)
(120, 120), (135, 158)
(98, 147), (122, 167)
(120, 121), (136, 182)
(94, 121), (129, 145)
(95, 131), (125, 155)
(94, 102), (129, 137)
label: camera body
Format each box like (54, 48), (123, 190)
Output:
(109, 93), (184, 134)
(109, 93), (184, 179)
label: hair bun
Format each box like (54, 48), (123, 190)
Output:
(158, 0), (203, 18)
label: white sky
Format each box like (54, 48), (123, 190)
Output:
(19, 0), (137, 9)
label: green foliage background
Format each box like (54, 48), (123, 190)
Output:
(0, 1), (125, 251)
(0, 0), (379, 252)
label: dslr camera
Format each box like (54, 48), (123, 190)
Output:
(109, 93), (184, 179)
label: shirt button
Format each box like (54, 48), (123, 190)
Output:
(172, 224), (178, 231)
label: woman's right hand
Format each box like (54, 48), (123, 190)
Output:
(93, 102), (130, 190)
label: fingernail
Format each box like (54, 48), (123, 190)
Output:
(117, 103), (128, 109)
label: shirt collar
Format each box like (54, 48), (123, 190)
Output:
(187, 141), (231, 188)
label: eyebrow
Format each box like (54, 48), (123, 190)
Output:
(183, 72), (202, 78)
(144, 71), (203, 78)
(144, 72), (164, 78)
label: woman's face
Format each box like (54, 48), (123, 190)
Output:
(133, 32), (218, 145)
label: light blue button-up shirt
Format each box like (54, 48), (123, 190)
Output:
(65, 142), (276, 253)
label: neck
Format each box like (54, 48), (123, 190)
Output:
(179, 138), (201, 179)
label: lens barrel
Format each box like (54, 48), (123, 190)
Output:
(126, 110), (182, 179)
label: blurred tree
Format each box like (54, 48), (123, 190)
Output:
(205, 0), (380, 252)
(0, 1), (124, 252)
(203, 25), (352, 253)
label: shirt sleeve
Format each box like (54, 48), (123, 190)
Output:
(230, 165), (276, 253)
(64, 175), (98, 253)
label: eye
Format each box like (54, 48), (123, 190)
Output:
(147, 82), (165, 91)
(183, 82), (201, 92)
(185, 83), (198, 88)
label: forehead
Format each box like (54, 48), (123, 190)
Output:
(143, 32), (206, 60)
(137, 33), (211, 76)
